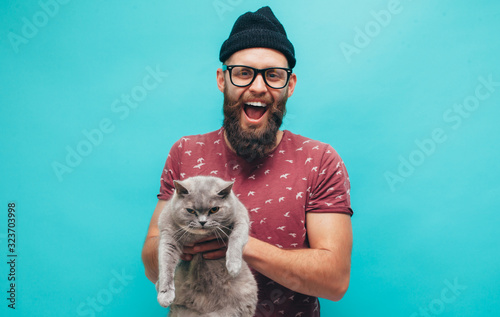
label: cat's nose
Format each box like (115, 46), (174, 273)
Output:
(199, 221), (207, 227)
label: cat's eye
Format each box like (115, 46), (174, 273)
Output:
(186, 208), (196, 214)
(209, 207), (220, 214)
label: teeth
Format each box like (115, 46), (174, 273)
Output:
(246, 102), (267, 107)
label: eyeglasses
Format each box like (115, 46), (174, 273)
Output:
(222, 65), (292, 89)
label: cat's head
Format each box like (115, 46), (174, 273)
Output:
(170, 176), (236, 234)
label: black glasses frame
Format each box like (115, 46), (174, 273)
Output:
(222, 65), (293, 89)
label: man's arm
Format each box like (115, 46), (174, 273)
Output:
(185, 212), (353, 300)
(141, 199), (167, 283)
(243, 212), (352, 301)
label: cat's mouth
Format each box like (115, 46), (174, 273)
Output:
(243, 102), (268, 123)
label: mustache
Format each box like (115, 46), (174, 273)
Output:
(225, 95), (273, 110)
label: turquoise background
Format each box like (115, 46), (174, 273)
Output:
(1, 0), (499, 316)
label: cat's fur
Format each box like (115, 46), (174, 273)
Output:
(157, 176), (258, 317)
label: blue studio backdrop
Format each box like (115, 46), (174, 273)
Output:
(1, 0), (499, 316)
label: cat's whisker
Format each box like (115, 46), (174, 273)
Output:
(216, 224), (232, 235)
(212, 229), (223, 245)
(213, 228), (227, 247)
(173, 230), (186, 242)
(172, 226), (186, 237)
(217, 224), (233, 231)
(216, 226), (230, 240)
(176, 226), (191, 243)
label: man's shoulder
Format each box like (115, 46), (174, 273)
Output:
(283, 130), (336, 153)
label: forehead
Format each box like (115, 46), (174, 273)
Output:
(226, 48), (289, 68)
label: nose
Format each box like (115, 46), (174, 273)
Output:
(199, 221), (207, 227)
(249, 73), (268, 94)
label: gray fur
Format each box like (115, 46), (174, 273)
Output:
(157, 176), (258, 317)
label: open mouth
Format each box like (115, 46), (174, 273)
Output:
(243, 102), (268, 122)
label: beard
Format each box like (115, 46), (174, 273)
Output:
(223, 88), (288, 162)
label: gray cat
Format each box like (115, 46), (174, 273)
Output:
(157, 175), (258, 317)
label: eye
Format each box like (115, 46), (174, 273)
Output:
(186, 208), (196, 214)
(209, 207), (220, 214)
(234, 67), (253, 78)
(266, 69), (284, 81)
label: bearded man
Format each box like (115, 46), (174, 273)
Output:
(142, 6), (353, 317)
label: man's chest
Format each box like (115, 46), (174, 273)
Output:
(176, 151), (314, 248)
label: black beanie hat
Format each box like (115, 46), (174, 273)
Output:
(219, 6), (296, 69)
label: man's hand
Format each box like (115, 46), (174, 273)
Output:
(181, 235), (228, 261)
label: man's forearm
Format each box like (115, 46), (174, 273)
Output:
(142, 236), (159, 283)
(243, 237), (350, 301)
(142, 199), (167, 284)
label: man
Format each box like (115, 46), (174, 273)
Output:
(142, 6), (353, 317)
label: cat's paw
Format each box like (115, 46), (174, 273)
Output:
(157, 286), (175, 308)
(226, 258), (242, 277)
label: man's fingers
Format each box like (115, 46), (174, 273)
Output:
(183, 240), (223, 254)
(181, 247), (226, 261)
(180, 253), (193, 261)
(202, 247), (228, 260)
(189, 235), (219, 245)
(182, 245), (196, 255)
(181, 236), (227, 261)
(193, 239), (227, 253)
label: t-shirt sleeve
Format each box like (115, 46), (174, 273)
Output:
(307, 144), (353, 216)
(157, 140), (181, 201)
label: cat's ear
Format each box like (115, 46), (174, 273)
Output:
(217, 182), (234, 199)
(174, 180), (189, 197)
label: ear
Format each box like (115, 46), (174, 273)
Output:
(286, 73), (297, 98)
(174, 180), (189, 196)
(217, 182), (234, 198)
(216, 67), (226, 93)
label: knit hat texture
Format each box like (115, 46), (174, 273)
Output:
(219, 6), (296, 68)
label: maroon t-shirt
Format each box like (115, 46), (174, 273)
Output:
(158, 128), (353, 317)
